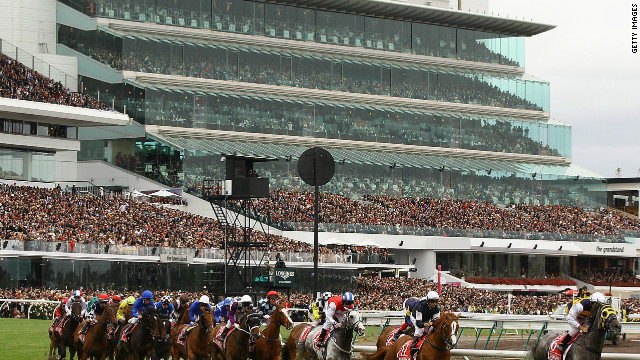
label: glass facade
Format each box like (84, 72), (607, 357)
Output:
(436, 252), (570, 279)
(0, 256), (355, 293)
(78, 79), (566, 158)
(60, 0), (526, 66)
(59, 25), (548, 111)
(0, 147), (55, 182)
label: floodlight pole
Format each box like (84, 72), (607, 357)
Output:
(313, 149), (319, 299)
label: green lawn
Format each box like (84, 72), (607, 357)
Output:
(0, 317), (394, 360)
(0, 318), (53, 360)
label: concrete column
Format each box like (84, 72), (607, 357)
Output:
(414, 249), (436, 279)
(22, 150), (31, 180)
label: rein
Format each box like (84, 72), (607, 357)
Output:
(425, 316), (457, 352)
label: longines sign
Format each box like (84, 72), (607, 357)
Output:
(159, 254), (193, 263)
(274, 269), (296, 288)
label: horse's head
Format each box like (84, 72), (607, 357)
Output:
(244, 313), (263, 341)
(142, 306), (160, 338)
(595, 304), (621, 336)
(199, 309), (216, 334)
(273, 303), (294, 330)
(101, 303), (117, 332)
(345, 310), (365, 336)
(71, 301), (83, 320)
(156, 315), (172, 342)
(431, 312), (460, 350)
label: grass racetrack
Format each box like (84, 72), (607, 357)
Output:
(0, 318), (53, 360)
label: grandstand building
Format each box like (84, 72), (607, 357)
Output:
(1, 0), (639, 295)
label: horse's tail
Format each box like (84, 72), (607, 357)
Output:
(361, 345), (388, 360)
(281, 342), (291, 360)
(525, 341), (539, 360)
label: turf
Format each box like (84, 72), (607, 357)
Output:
(0, 318), (53, 360)
(0, 318), (389, 360)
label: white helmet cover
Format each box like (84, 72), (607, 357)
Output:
(427, 291), (440, 301)
(240, 295), (252, 303)
(590, 292), (606, 304)
(199, 295), (210, 305)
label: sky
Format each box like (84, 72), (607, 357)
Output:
(489, 0), (639, 178)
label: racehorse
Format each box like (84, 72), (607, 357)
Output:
(373, 325), (414, 349)
(528, 303), (621, 360)
(170, 309), (216, 360)
(153, 314), (172, 360)
(57, 301), (83, 360)
(115, 306), (160, 360)
(74, 303), (117, 360)
(107, 303), (131, 360)
(289, 310), (366, 360)
(252, 303), (293, 360)
(363, 312), (460, 360)
(210, 313), (262, 360)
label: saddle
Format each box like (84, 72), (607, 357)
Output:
(55, 317), (69, 336)
(213, 326), (236, 351)
(312, 328), (335, 351)
(548, 333), (581, 360)
(177, 324), (198, 345)
(396, 336), (427, 360)
(386, 328), (401, 346)
(298, 325), (313, 344)
(120, 323), (137, 342)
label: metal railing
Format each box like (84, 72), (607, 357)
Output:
(0, 38), (77, 90)
(2, 239), (389, 265)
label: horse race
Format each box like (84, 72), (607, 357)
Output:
(1, 0), (640, 360)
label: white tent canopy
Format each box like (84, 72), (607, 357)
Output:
(150, 189), (180, 197)
(356, 239), (381, 247)
(130, 190), (151, 198)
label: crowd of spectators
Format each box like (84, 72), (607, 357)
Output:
(0, 54), (110, 111)
(250, 190), (640, 237)
(573, 269), (640, 287)
(58, 27), (541, 112)
(0, 184), (388, 257)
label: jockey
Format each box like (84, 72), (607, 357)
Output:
(258, 291), (279, 319)
(117, 296), (135, 323)
(51, 296), (67, 329)
(85, 295), (99, 318)
(308, 292), (332, 325)
(557, 292), (606, 353)
(392, 296), (420, 341)
(130, 290), (154, 323)
(109, 295), (122, 308)
(188, 295), (213, 325)
(214, 297), (233, 323)
(318, 292), (355, 348)
(410, 291), (441, 356)
(171, 293), (190, 323)
(155, 295), (175, 317)
(78, 294), (109, 339)
(221, 295), (253, 340)
(65, 290), (87, 317)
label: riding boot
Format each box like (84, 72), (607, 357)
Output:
(557, 334), (571, 353)
(391, 329), (403, 341)
(317, 328), (328, 347)
(409, 336), (420, 356)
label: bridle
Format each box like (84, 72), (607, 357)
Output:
(568, 303), (619, 355)
(260, 306), (293, 342)
(325, 310), (364, 355)
(234, 313), (261, 341)
(426, 314), (458, 352)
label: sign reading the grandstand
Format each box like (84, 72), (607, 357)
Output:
(581, 243), (636, 257)
(159, 254), (193, 263)
(274, 270), (296, 287)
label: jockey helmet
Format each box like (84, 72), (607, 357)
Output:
(321, 292), (332, 302)
(240, 295), (252, 307)
(224, 297), (233, 306)
(73, 290), (82, 298)
(267, 290), (279, 298)
(199, 295), (210, 305)
(179, 294), (189, 304)
(142, 290), (153, 300)
(112, 295), (121, 302)
(162, 295), (171, 305)
(590, 292), (606, 304)
(127, 296), (136, 305)
(342, 292), (355, 306)
(98, 294), (109, 302)
(427, 291), (439, 302)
